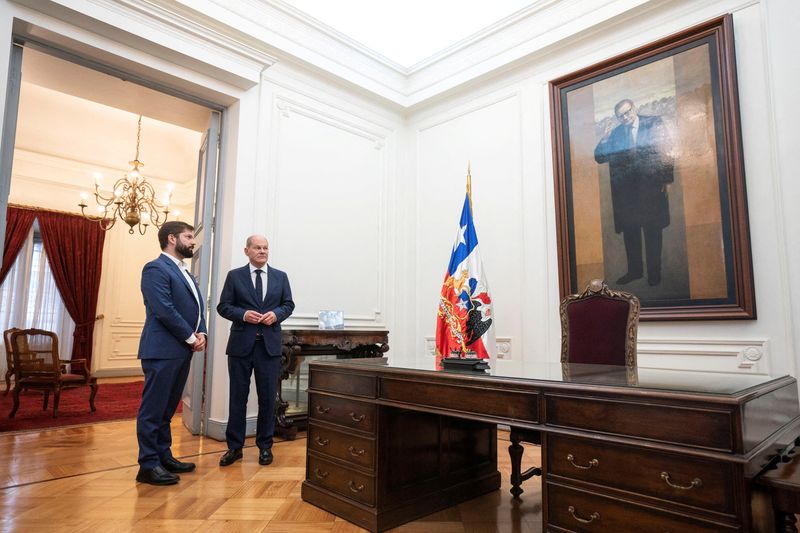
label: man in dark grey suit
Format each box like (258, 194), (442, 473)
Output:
(595, 99), (674, 286)
(216, 235), (294, 467)
(136, 221), (207, 485)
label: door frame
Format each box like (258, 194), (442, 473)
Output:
(0, 36), (230, 436)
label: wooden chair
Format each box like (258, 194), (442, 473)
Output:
(508, 279), (640, 498)
(559, 278), (639, 367)
(3, 328), (21, 395)
(8, 328), (98, 418)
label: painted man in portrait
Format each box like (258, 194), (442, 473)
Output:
(594, 98), (674, 286)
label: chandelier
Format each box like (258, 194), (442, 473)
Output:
(79, 115), (172, 235)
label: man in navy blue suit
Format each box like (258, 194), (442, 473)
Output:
(595, 98), (674, 287)
(217, 234), (294, 467)
(135, 221), (207, 485)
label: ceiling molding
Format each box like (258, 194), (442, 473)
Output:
(14, 0), (277, 90)
(14, 0), (717, 108)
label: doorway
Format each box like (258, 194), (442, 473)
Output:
(0, 44), (221, 435)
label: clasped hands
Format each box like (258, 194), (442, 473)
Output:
(191, 333), (207, 352)
(244, 310), (277, 326)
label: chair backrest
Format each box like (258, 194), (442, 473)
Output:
(560, 279), (639, 367)
(9, 328), (61, 381)
(3, 328), (21, 369)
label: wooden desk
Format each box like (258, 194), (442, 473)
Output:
(275, 329), (389, 439)
(301, 358), (800, 532)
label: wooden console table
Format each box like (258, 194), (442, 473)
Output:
(301, 358), (800, 532)
(275, 329), (388, 439)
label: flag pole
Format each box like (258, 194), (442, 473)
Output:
(466, 162), (473, 215)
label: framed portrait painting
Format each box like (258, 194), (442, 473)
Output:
(549, 15), (755, 320)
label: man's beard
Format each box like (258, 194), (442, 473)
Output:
(175, 242), (195, 259)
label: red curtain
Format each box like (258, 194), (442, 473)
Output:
(1, 206), (37, 285)
(37, 210), (105, 366)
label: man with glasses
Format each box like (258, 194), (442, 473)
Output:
(595, 98), (675, 287)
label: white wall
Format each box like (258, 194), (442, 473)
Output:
(407, 0), (800, 376)
(205, 62), (403, 436)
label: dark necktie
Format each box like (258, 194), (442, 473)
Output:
(255, 269), (264, 303)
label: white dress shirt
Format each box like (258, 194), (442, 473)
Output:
(161, 252), (202, 344)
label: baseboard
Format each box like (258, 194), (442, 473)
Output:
(92, 367), (144, 378)
(205, 415), (259, 442)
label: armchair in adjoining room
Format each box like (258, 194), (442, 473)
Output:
(508, 279), (640, 498)
(3, 328), (21, 395)
(8, 328), (98, 418)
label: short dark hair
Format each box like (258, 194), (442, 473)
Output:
(158, 221), (194, 250)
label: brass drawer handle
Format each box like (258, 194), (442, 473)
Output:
(349, 412), (365, 422)
(348, 446), (365, 457)
(314, 468), (329, 479)
(568, 506), (600, 524)
(567, 453), (599, 470)
(348, 480), (365, 493)
(315, 405), (330, 414)
(314, 436), (329, 446)
(661, 472), (702, 490)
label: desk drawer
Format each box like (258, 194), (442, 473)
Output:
(308, 422), (375, 470)
(309, 393), (376, 433)
(547, 435), (734, 514)
(308, 455), (375, 507)
(546, 393), (733, 451)
(547, 482), (738, 533)
(309, 369), (377, 398)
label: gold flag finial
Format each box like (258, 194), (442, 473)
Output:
(466, 162), (473, 214)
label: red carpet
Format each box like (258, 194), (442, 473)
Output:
(0, 381), (161, 433)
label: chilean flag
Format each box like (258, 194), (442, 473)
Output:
(435, 191), (495, 369)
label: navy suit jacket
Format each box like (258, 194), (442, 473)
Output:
(138, 254), (207, 359)
(594, 114), (674, 232)
(217, 264), (294, 357)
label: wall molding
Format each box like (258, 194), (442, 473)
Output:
(270, 92), (390, 331)
(637, 337), (770, 373)
(92, 367), (143, 378)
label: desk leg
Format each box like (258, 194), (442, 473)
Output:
(509, 428), (542, 499)
(509, 430), (524, 498)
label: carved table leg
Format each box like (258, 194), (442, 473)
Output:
(509, 429), (524, 498)
(274, 344), (299, 440)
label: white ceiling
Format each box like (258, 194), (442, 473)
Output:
(21, 48), (212, 133)
(281, 0), (535, 67)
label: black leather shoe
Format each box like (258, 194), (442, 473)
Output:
(219, 448), (243, 467)
(259, 448), (273, 466)
(161, 456), (196, 473)
(136, 465), (179, 485)
(616, 272), (642, 285)
(648, 274), (662, 286)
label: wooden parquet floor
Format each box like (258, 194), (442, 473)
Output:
(0, 419), (543, 532)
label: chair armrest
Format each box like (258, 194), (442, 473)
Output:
(60, 358), (89, 374)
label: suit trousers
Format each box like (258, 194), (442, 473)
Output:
(622, 224), (664, 280)
(137, 356), (192, 469)
(226, 341), (282, 451)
